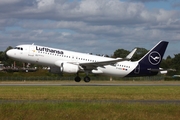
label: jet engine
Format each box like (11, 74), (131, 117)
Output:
(62, 62), (79, 73)
(50, 62), (79, 74)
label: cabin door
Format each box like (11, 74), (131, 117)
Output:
(29, 46), (35, 56)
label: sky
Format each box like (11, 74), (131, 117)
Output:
(0, 0), (180, 58)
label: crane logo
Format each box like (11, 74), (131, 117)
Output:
(148, 51), (161, 65)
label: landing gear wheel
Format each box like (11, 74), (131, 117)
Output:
(75, 76), (81, 82)
(84, 76), (91, 82)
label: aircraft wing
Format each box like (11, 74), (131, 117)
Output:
(69, 48), (137, 70)
(81, 47), (137, 66)
(67, 58), (130, 72)
(79, 58), (129, 67)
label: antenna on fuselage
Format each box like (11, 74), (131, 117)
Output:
(32, 43), (34, 45)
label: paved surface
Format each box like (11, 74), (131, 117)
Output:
(0, 81), (180, 86)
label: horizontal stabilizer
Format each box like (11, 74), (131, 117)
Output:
(147, 68), (162, 72)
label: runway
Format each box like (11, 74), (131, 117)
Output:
(0, 81), (180, 86)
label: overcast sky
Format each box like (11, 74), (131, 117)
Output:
(0, 0), (180, 58)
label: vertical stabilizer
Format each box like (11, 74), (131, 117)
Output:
(127, 41), (168, 77)
(138, 41), (168, 68)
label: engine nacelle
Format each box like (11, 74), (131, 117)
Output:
(62, 63), (79, 73)
(51, 61), (79, 74)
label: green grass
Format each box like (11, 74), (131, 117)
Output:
(0, 86), (180, 120)
(0, 102), (180, 120)
(0, 86), (180, 100)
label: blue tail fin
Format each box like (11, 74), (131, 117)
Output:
(127, 41), (168, 77)
(138, 41), (168, 67)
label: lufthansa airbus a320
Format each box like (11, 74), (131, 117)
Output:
(6, 41), (168, 82)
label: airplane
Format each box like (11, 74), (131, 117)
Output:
(6, 41), (168, 82)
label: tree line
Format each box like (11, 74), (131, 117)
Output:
(0, 46), (180, 75)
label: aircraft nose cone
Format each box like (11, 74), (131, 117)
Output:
(6, 50), (14, 57)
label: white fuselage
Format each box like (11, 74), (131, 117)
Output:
(6, 41), (169, 82)
(7, 44), (138, 77)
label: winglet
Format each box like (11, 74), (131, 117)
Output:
(126, 48), (137, 59)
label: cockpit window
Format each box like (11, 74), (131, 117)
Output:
(15, 47), (23, 50)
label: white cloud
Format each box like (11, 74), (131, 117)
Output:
(0, 0), (179, 57)
(36, 0), (55, 12)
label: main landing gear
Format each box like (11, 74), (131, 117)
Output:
(84, 76), (91, 82)
(74, 76), (81, 82)
(74, 73), (91, 82)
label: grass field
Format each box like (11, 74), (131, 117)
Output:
(0, 81), (180, 120)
